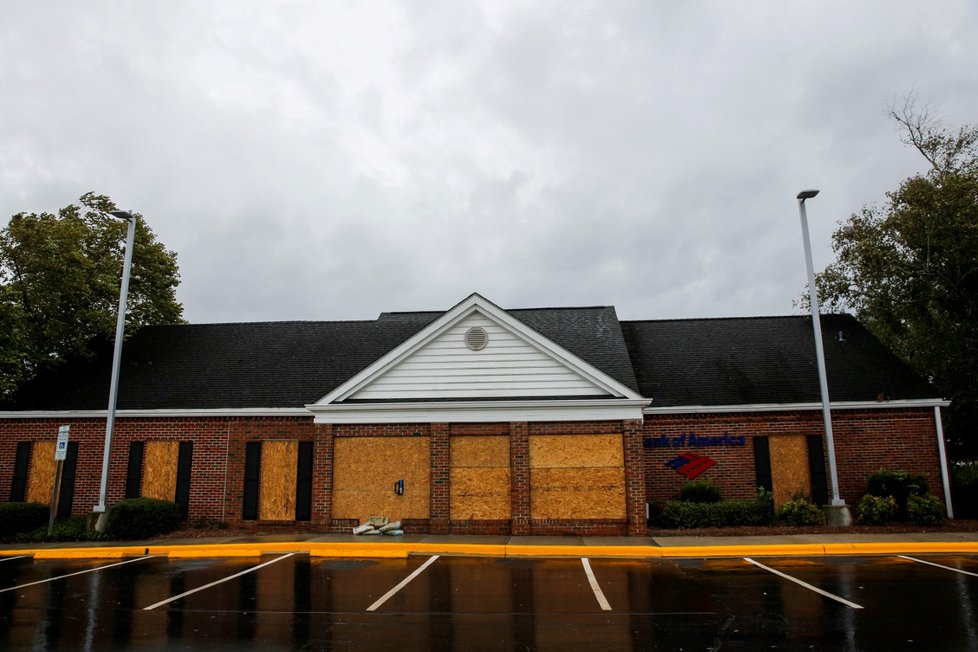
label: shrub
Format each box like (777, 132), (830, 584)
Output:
(103, 498), (182, 540)
(950, 463), (978, 519)
(656, 490), (774, 528)
(907, 494), (947, 526)
(867, 470), (929, 518)
(857, 494), (898, 524)
(0, 503), (49, 539)
(20, 517), (96, 543)
(778, 495), (824, 526)
(679, 479), (722, 503)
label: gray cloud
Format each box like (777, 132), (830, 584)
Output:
(2, 1), (975, 324)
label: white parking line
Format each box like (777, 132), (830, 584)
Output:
(581, 558), (612, 611)
(366, 555), (440, 612)
(900, 555), (978, 577)
(143, 552), (296, 611)
(0, 555), (29, 563)
(744, 558), (864, 609)
(0, 556), (156, 594)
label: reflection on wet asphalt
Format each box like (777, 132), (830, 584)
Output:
(0, 554), (976, 650)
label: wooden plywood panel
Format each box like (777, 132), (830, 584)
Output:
(530, 467), (626, 519)
(450, 468), (511, 519)
(769, 435), (811, 508)
(26, 441), (56, 505)
(333, 437), (430, 523)
(259, 440), (298, 521)
(529, 434), (625, 520)
(529, 434), (623, 468)
(451, 435), (510, 520)
(142, 441), (179, 501)
(450, 436), (509, 468)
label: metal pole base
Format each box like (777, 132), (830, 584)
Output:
(93, 511), (110, 533)
(823, 504), (853, 527)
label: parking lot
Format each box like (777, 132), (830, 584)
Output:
(0, 552), (976, 650)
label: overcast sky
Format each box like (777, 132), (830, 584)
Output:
(2, 2), (975, 324)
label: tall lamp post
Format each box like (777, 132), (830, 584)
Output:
(93, 210), (136, 531)
(796, 190), (851, 526)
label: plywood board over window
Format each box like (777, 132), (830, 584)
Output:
(242, 440), (313, 522)
(769, 435), (812, 507)
(529, 434), (626, 520)
(450, 436), (510, 520)
(332, 437), (430, 524)
(259, 440), (298, 521)
(142, 441), (179, 501)
(25, 441), (57, 505)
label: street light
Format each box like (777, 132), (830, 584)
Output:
(93, 209), (136, 531)
(796, 190), (851, 525)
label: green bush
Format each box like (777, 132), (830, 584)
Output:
(0, 502), (49, 539)
(679, 479), (722, 503)
(103, 498), (182, 540)
(950, 463), (978, 519)
(778, 495), (824, 526)
(656, 490), (774, 528)
(907, 494), (947, 526)
(19, 517), (96, 543)
(857, 494), (898, 524)
(867, 470), (929, 518)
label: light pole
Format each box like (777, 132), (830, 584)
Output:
(93, 210), (136, 531)
(796, 190), (851, 525)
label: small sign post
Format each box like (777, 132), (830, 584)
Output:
(48, 425), (70, 534)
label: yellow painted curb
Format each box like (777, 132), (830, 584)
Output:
(3, 540), (977, 561)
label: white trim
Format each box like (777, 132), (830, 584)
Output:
(934, 406), (953, 518)
(0, 408), (312, 419)
(307, 398), (650, 424)
(312, 293), (644, 406)
(643, 398), (949, 415)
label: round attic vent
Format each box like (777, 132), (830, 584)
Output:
(464, 326), (488, 351)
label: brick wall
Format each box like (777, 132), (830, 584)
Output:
(0, 407), (947, 535)
(641, 408), (944, 506)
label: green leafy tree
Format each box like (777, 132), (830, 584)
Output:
(815, 98), (978, 459)
(0, 192), (183, 398)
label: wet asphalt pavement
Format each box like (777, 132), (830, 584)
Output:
(0, 553), (976, 650)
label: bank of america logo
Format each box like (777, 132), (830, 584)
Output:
(665, 452), (717, 479)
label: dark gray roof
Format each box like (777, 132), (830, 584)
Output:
(6, 303), (937, 412)
(619, 314), (936, 407)
(9, 305), (639, 410)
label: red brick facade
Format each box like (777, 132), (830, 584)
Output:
(0, 407), (947, 535)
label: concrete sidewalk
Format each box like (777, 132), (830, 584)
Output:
(3, 532), (978, 560)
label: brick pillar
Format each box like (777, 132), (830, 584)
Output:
(510, 422), (530, 535)
(623, 419), (648, 536)
(430, 423), (450, 534)
(312, 423), (333, 526)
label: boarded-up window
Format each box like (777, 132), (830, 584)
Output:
(125, 440), (194, 516)
(242, 440), (313, 522)
(25, 441), (57, 505)
(333, 437), (430, 524)
(450, 436), (510, 520)
(11, 441), (78, 516)
(769, 435), (812, 507)
(529, 434), (626, 520)
(260, 440), (298, 521)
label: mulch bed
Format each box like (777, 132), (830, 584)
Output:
(650, 520), (978, 537)
(152, 520), (978, 540)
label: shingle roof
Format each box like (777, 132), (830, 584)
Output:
(8, 305), (639, 410)
(5, 304), (937, 412)
(619, 314), (936, 407)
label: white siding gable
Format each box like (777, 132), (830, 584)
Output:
(348, 312), (610, 400)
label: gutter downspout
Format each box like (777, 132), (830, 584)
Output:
(934, 405), (953, 518)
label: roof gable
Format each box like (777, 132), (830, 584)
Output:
(313, 293), (645, 406)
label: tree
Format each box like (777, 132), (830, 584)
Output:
(0, 192), (183, 398)
(815, 97), (978, 460)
